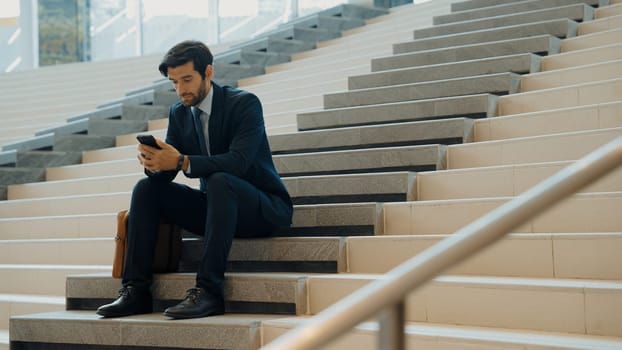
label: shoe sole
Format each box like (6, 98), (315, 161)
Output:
(163, 310), (225, 320)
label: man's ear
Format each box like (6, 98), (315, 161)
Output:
(205, 64), (213, 80)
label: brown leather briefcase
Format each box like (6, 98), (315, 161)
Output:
(112, 209), (182, 278)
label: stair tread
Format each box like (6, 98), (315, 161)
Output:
(265, 317), (622, 349)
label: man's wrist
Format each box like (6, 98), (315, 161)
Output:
(175, 154), (184, 171)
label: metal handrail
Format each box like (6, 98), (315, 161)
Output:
(262, 135), (622, 350)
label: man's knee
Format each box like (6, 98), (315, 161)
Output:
(132, 177), (156, 196)
(205, 172), (235, 198)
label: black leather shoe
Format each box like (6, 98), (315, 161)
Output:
(96, 286), (153, 318)
(163, 287), (225, 319)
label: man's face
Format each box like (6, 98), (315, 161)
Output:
(167, 61), (213, 107)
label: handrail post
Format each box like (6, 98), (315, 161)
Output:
(378, 301), (405, 350)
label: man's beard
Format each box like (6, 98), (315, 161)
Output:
(181, 79), (208, 107)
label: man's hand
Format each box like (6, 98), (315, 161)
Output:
(137, 138), (181, 172)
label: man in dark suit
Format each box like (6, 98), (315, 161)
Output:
(96, 40), (293, 319)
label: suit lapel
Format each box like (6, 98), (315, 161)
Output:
(208, 82), (224, 154)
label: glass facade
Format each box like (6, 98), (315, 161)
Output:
(1, 0), (365, 72)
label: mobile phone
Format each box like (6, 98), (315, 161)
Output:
(136, 134), (162, 149)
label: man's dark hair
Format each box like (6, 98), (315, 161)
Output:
(158, 40), (213, 79)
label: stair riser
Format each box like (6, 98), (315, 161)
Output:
(0, 240), (113, 265)
(10, 312), (265, 350)
(349, 54), (539, 90)
(397, 19), (577, 53)
(298, 94), (497, 132)
(475, 101), (622, 141)
(0, 300), (64, 329)
(0, 214), (116, 239)
(66, 273), (306, 315)
(375, 35), (561, 72)
(383, 193), (622, 235)
(324, 73), (520, 109)
(520, 59), (622, 91)
(448, 127), (622, 169)
(433, 0), (602, 25)
(0, 268), (110, 295)
(121, 105), (168, 122)
(87, 120), (147, 138)
(579, 12), (622, 34)
(308, 276), (622, 336)
(0, 203), (380, 237)
(415, 4), (593, 39)
(46, 145), (446, 181)
(417, 160), (622, 200)
(347, 233), (622, 280)
(561, 28), (622, 52)
(274, 118), (471, 154)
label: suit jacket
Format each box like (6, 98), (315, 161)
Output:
(147, 82), (293, 229)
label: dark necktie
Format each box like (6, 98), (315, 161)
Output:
(192, 107), (209, 155)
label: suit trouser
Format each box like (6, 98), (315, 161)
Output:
(122, 172), (275, 297)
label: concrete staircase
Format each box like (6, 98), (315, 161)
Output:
(3, 0), (622, 349)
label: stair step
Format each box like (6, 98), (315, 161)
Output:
(287, 172), (416, 204)
(474, 101), (622, 141)
(53, 134), (115, 152)
(0, 202), (381, 237)
(217, 49), (291, 67)
(596, 2), (622, 17)
(87, 119), (147, 137)
(0, 238), (113, 265)
(349, 53), (540, 90)
(202, 236), (345, 273)
(414, 3), (594, 39)
(449, 126), (622, 169)
(561, 27), (622, 52)
(297, 94), (497, 131)
(264, 317), (622, 350)
(498, 78), (622, 115)
(270, 118), (473, 154)
(579, 13), (622, 35)
(324, 72), (520, 109)
(0, 294), (64, 329)
(235, 37), (316, 55)
(47, 144), (446, 181)
(525, 42), (621, 73)
(65, 272), (307, 315)
(307, 274), (622, 336)
(376, 35), (561, 71)
(0, 265), (110, 295)
(0, 168), (46, 200)
(275, 144), (446, 177)
(9, 166), (414, 204)
(0, 236), (345, 273)
(416, 159), (622, 200)
(266, 26), (341, 43)
(347, 233), (622, 280)
(0, 192), (130, 218)
(520, 59), (622, 91)
(10, 311), (275, 350)
(213, 63), (265, 82)
(396, 18), (578, 53)
(152, 89), (177, 107)
(85, 118), (470, 161)
(121, 104), (168, 122)
(433, 0), (602, 26)
(15, 151), (81, 168)
(0, 212), (115, 239)
(383, 192), (622, 235)
(450, 0), (525, 12)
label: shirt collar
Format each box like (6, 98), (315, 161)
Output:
(192, 85), (214, 116)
